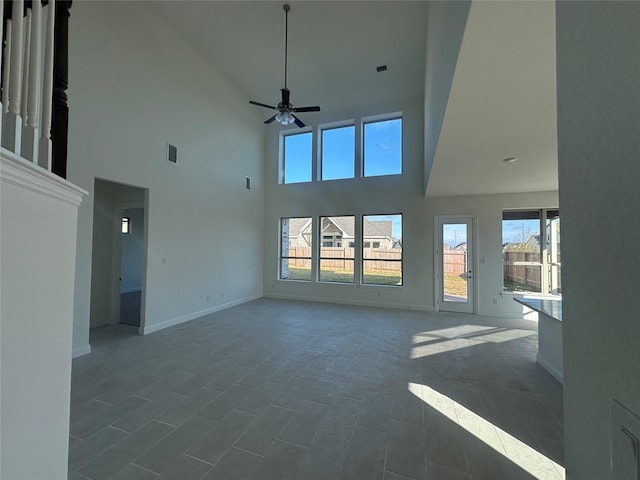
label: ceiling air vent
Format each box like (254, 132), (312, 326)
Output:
(167, 143), (177, 164)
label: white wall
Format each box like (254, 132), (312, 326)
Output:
(423, 1), (470, 194)
(556, 3), (640, 478)
(0, 152), (85, 480)
(90, 179), (117, 328)
(262, 96), (558, 316)
(120, 207), (144, 293)
(68, 1), (265, 350)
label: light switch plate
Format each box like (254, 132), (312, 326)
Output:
(613, 400), (640, 480)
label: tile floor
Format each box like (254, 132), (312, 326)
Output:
(68, 298), (564, 480)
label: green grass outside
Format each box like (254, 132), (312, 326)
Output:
(443, 274), (468, 297)
(283, 267), (402, 286)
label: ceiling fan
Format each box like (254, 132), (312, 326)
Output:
(249, 4), (320, 128)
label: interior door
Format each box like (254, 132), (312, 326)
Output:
(436, 217), (474, 313)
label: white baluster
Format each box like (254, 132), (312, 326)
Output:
(39, 0), (55, 170)
(21, 7), (31, 126)
(2, 0), (25, 154)
(23, 1), (43, 163)
(1, 20), (10, 114)
(0, 0), (5, 137)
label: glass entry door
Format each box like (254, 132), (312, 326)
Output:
(436, 217), (474, 313)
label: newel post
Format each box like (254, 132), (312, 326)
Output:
(51, 0), (70, 178)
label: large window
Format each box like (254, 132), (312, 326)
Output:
(280, 217), (313, 281)
(321, 125), (355, 180)
(502, 209), (561, 294)
(362, 214), (402, 286)
(282, 132), (312, 184)
(363, 118), (402, 177)
(319, 216), (354, 283)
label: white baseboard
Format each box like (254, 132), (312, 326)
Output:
(537, 354), (564, 384)
(141, 294), (262, 335)
(265, 293), (434, 312)
(72, 344), (92, 358)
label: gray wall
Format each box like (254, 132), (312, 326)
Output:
(556, 2), (640, 478)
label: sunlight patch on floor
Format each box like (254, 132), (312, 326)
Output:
(411, 325), (535, 359)
(408, 382), (565, 480)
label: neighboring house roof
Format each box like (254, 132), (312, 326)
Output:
(289, 216), (393, 241)
(326, 216), (355, 238)
(363, 220), (392, 238)
(288, 217), (312, 237)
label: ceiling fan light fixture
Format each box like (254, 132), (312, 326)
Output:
(276, 111), (295, 125)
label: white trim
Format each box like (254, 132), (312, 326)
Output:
(265, 292), (434, 312)
(72, 344), (92, 358)
(0, 148), (86, 206)
(140, 294), (262, 335)
(434, 214), (477, 314)
(536, 354), (563, 383)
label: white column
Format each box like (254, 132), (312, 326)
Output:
(2, 0), (25, 154)
(22, 1), (43, 162)
(39, 0), (55, 170)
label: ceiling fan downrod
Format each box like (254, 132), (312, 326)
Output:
(283, 4), (290, 91)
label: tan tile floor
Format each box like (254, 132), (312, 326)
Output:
(68, 298), (564, 480)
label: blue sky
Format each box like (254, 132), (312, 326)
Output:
(443, 224), (467, 248)
(283, 118), (402, 183)
(502, 220), (540, 244)
(443, 220), (541, 248)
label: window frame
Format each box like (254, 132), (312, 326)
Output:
(362, 114), (403, 178)
(318, 215), (355, 284)
(280, 129), (313, 184)
(319, 122), (356, 181)
(361, 213), (403, 287)
(279, 217), (313, 282)
(502, 209), (561, 294)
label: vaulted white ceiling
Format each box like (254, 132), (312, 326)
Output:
(151, 1), (428, 114)
(149, 1), (558, 198)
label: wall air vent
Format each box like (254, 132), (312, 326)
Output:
(167, 143), (177, 164)
(376, 65), (388, 72)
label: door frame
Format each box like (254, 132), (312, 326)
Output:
(434, 215), (477, 314)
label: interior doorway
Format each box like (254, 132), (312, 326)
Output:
(435, 216), (475, 313)
(89, 179), (148, 337)
(119, 207), (144, 327)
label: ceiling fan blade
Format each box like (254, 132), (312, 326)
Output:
(249, 100), (276, 110)
(264, 115), (277, 124)
(292, 114), (305, 128)
(293, 106), (321, 113)
(281, 88), (290, 106)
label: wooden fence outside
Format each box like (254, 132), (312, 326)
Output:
(443, 250), (466, 275)
(285, 247), (402, 271)
(503, 251), (542, 290)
